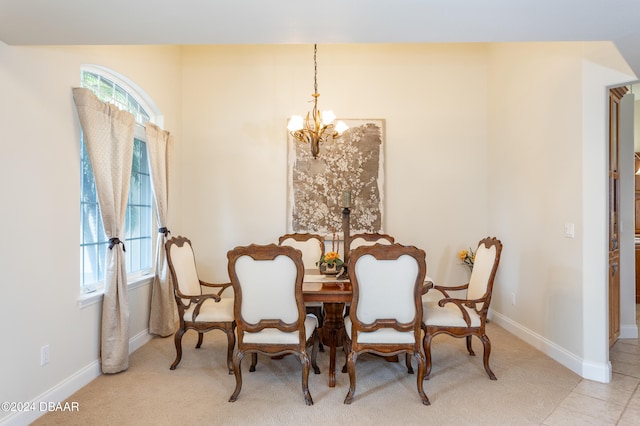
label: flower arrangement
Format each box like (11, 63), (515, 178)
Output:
(317, 251), (344, 268)
(316, 230), (344, 275)
(458, 247), (475, 269)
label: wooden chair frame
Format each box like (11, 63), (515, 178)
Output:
(227, 244), (321, 406)
(165, 236), (236, 373)
(278, 233), (325, 266)
(348, 232), (395, 251)
(343, 243), (430, 405)
(422, 237), (503, 380)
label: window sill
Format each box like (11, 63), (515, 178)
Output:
(78, 274), (154, 309)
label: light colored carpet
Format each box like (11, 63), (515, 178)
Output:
(33, 323), (580, 425)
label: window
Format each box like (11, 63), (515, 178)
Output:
(80, 69), (154, 292)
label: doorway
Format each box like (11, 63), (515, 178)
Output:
(609, 86), (625, 347)
(609, 85), (639, 352)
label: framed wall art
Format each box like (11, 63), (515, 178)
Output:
(286, 118), (385, 237)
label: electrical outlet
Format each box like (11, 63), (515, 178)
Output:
(511, 293), (516, 306)
(41, 345), (49, 366)
(564, 223), (575, 238)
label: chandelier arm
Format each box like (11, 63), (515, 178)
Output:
(316, 123), (334, 141)
(291, 129), (309, 144)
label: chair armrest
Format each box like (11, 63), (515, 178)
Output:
(191, 293), (222, 321)
(437, 297), (471, 326)
(431, 282), (469, 298)
(437, 295), (487, 326)
(200, 281), (233, 297)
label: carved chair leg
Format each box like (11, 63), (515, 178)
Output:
(414, 351), (430, 405)
(249, 353), (258, 372)
(343, 351), (358, 404)
(405, 352), (414, 374)
(318, 309), (325, 352)
(229, 351), (244, 402)
(466, 335), (475, 356)
(170, 328), (186, 370)
(423, 333), (433, 379)
(226, 328), (236, 375)
(311, 330), (321, 374)
(341, 331), (351, 374)
(196, 332), (204, 348)
(480, 334), (497, 380)
(300, 352), (314, 406)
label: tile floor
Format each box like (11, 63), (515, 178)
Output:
(543, 306), (640, 425)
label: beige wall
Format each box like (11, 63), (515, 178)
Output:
(487, 43), (587, 354)
(0, 41), (634, 424)
(178, 44), (490, 287)
(0, 43), (182, 423)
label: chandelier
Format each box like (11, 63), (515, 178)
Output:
(288, 44), (348, 159)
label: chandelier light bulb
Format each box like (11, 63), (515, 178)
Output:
(335, 120), (349, 134)
(288, 115), (304, 132)
(321, 110), (336, 125)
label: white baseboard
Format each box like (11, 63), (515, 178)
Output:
(620, 323), (639, 339)
(0, 329), (152, 426)
(582, 359), (612, 383)
(490, 311), (611, 383)
(130, 328), (153, 353)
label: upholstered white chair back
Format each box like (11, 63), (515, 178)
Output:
(353, 254), (419, 324)
(467, 242), (497, 307)
(169, 241), (202, 297)
(234, 254), (300, 324)
(279, 237), (323, 269)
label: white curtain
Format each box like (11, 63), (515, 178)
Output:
(73, 88), (134, 374)
(146, 122), (176, 336)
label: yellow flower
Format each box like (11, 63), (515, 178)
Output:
(458, 247), (475, 269)
(317, 251), (344, 267)
(325, 251), (339, 261)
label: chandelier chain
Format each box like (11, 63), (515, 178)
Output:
(314, 44), (318, 96)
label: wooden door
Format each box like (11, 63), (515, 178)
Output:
(608, 87), (627, 347)
(636, 172), (640, 304)
(635, 245), (640, 304)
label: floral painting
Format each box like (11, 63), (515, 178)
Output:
(287, 119), (385, 236)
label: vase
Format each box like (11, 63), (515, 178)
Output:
(319, 263), (340, 276)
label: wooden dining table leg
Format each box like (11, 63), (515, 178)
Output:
(320, 302), (345, 388)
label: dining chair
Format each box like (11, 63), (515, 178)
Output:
(343, 243), (429, 405)
(348, 232), (395, 251)
(165, 236), (236, 373)
(227, 243), (321, 405)
(278, 233), (326, 332)
(345, 233), (396, 315)
(422, 237), (503, 380)
(278, 233), (325, 268)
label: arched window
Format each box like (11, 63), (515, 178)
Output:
(79, 67), (156, 292)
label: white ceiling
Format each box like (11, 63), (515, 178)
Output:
(2, 0), (640, 77)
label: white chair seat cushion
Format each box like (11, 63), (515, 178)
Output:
(423, 302), (481, 327)
(243, 314), (318, 344)
(344, 317), (416, 344)
(184, 297), (234, 322)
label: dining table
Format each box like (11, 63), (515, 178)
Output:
(302, 269), (433, 387)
